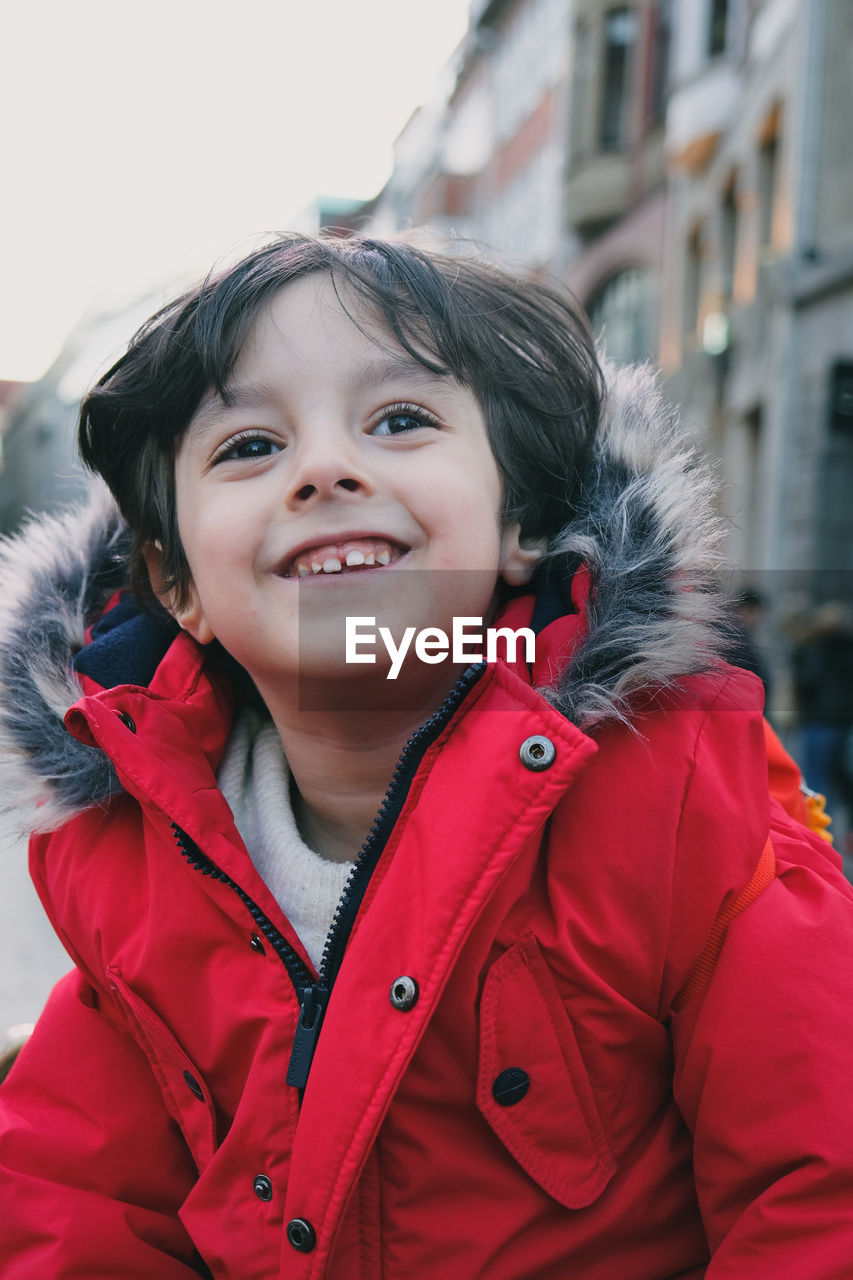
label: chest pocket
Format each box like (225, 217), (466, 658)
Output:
(107, 967), (218, 1173)
(477, 934), (617, 1209)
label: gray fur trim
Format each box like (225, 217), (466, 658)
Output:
(0, 363), (730, 834)
(0, 484), (128, 835)
(543, 361), (727, 727)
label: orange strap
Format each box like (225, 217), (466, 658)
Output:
(671, 836), (777, 1014)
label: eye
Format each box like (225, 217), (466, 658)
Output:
(214, 432), (281, 463)
(370, 403), (440, 437)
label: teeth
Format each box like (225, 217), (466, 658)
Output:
(290, 541), (399, 577)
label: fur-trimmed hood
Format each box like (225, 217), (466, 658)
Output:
(0, 362), (727, 835)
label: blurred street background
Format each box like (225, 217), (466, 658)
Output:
(1, 0), (852, 1030)
(0, 811), (67, 1035)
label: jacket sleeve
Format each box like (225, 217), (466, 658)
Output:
(668, 695), (853, 1277)
(0, 967), (207, 1278)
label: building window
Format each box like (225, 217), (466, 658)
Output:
(720, 174), (738, 300)
(708, 0), (729, 57)
(588, 267), (657, 365)
(571, 17), (594, 157)
(743, 406), (762, 570)
(758, 137), (778, 247)
(600, 7), (637, 150)
(684, 225), (704, 337)
(648, 0), (672, 126)
(758, 105), (781, 249)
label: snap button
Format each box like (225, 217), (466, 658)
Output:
(253, 1174), (273, 1202)
(116, 710), (136, 733)
(519, 735), (555, 771)
(492, 1067), (530, 1106)
(250, 933), (266, 954)
(389, 975), (419, 1011)
(182, 1070), (204, 1101)
(287, 1217), (317, 1253)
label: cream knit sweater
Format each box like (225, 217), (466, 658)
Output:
(217, 707), (354, 972)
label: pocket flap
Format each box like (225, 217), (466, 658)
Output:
(477, 935), (617, 1209)
(107, 967), (217, 1172)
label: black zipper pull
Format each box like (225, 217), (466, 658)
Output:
(286, 985), (329, 1089)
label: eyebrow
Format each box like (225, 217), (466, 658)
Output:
(349, 351), (450, 393)
(189, 382), (280, 435)
(189, 353), (453, 438)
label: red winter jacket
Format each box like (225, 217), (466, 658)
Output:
(1, 364), (852, 1278)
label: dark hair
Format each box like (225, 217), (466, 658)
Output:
(79, 233), (604, 608)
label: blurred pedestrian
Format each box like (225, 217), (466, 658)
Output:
(792, 601), (853, 828)
(727, 586), (771, 706)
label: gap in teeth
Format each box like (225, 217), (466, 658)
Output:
(294, 541), (397, 576)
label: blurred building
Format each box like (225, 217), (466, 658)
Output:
(0, 297), (162, 535)
(563, 0), (670, 365)
(662, 0), (853, 604)
(0, 381), (27, 509)
(0, 353), (90, 534)
(291, 194), (380, 237)
(367, 0), (853, 688)
(370, 0), (573, 268)
(369, 0), (671, 361)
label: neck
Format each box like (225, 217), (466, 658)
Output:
(258, 667), (468, 863)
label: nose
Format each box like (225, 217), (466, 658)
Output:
(283, 432), (372, 510)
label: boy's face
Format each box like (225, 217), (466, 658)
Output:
(165, 273), (536, 704)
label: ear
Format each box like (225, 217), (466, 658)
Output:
(142, 541), (215, 646)
(499, 523), (547, 587)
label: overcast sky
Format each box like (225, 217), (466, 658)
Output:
(0, 0), (468, 382)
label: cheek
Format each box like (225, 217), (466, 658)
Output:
(445, 485), (505, 562)
(180, 494), (252, 578)
(429, 449), (503, 534)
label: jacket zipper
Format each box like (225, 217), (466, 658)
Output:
(172, 662), (486, 1090)
(171, 824), (316, 996)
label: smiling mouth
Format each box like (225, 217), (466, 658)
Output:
(281, 538), (408, 579)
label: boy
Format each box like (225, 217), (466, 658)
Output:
(1, 234), (852, 1278)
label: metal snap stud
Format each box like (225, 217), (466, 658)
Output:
(389, 975), (419, 1011)
(286, 1217), (317, 1252)
(249, 933), (266, 954)
(519, 735), (556, 771)
(116, 710), (136, 733)
(253, 1174), (273, 1202)
(492, 1067), (530, 1106)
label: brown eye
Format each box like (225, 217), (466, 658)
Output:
(371, 406), (439, 436)
(216, 434), (281, 462)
